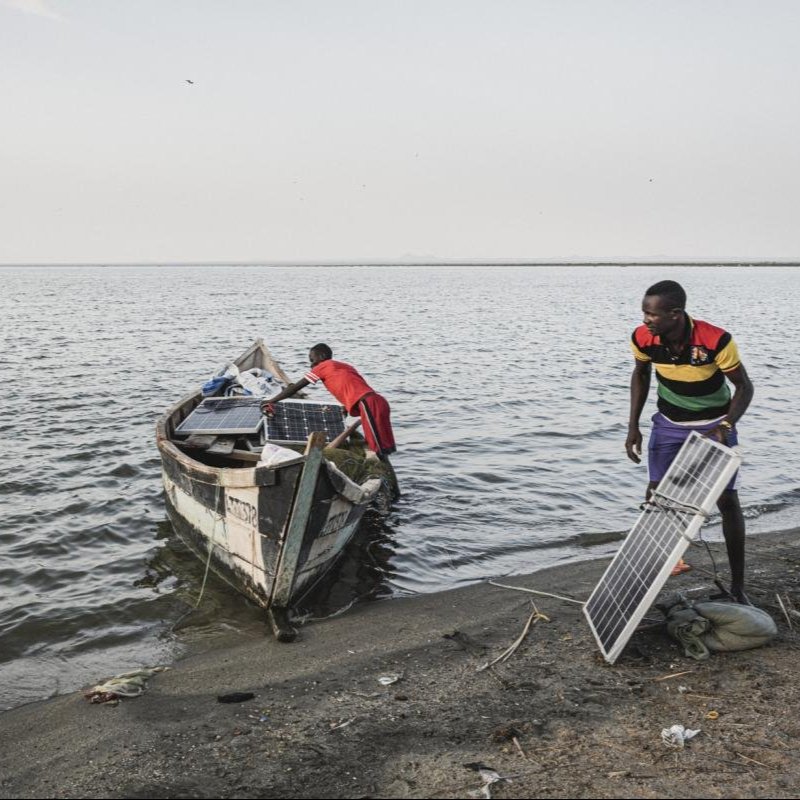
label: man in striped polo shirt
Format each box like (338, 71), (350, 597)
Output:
(625, 280), (754, 604)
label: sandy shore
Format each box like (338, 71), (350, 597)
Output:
(3, 528), (800, 799)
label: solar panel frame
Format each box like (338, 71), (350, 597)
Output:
(175, 397), (265, 436)
(265, 399), (346, 445)
(583, 432), (742, 664)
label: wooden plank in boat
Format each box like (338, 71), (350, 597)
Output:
(269, 431), (327, 640)
(181, 434), (219, 450)
(176, 435), (237, 456)
(206, 437), (237, 455)
(229, 448), (262, 462)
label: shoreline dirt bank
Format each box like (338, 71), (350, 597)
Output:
(3, 528), (800, 799)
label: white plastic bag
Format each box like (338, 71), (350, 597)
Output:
(236, 368), (280, 397)
(661, 724), (700, 749)
(257, 442), (300, 468)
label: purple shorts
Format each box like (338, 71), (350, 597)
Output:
(648, 412), (739, 491)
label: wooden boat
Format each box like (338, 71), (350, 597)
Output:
(155, 339), (392, 640)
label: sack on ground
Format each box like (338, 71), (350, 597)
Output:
(693, 601), (778, 652)
(663, 595), (777, 660)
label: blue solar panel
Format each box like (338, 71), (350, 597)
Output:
(584, 432), (741, 663)
(176, 397), (264, 436)
(266, 400), (346, 444)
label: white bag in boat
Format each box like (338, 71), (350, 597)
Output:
(236, 368), (280, 397)
(257, 442), (300, 468)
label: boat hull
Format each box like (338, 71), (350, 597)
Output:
(159, 444), (379, 610)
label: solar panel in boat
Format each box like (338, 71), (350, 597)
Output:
(583, 432), (741, 664)
(175, 397), (264, 436)
(266, 400), (345, 444)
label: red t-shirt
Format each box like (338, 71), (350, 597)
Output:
(304, 359), (374, 414)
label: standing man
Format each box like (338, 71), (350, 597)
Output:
(625, 280), (754, 604)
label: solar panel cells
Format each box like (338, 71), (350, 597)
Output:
(586, 505), (691, 652)
(266, 401), (346, 444)
(584, 433), (741, 663)
(176, 397), (264, 435)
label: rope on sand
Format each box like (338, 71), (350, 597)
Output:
(477, 603), (550, 672)
(488, 580), (586, 606)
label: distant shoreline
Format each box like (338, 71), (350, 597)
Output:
(2, 260), (800, 268)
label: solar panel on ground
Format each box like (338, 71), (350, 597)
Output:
(584, 432), (742, 664)
(176, 397), (264, 436)
(266, 400), (345, 444)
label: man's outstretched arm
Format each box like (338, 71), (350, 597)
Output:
(260, 378), (311, 412)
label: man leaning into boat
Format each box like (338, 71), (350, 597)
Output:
(261, 343), (396, 460)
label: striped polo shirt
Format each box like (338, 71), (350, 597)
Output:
(630, 316), (742, 422)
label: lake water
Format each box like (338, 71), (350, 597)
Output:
(1, 264), (798, 709)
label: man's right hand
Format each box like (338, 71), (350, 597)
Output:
(625, 427), (643, 464)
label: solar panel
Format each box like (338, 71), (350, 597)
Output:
(175, 397), (264, 436)
(584, 432), (742, 664)
(266, 400), (346, 444)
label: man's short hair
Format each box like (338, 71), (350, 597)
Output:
(310, 343), (333, 360)
(645, 280), (686, 310)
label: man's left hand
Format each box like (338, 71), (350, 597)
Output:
(706, 424), (733, 445)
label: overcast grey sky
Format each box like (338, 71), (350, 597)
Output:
(1, 0), (798, 264)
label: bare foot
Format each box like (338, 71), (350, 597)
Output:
(670, 559), (692, 576)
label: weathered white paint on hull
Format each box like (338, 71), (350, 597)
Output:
(291, 498), (363, 595)
(162, 472), (274, 598)
(304, 498), (359, 570)
(291, 519), (361, 597)
(225, 485), (272, 587)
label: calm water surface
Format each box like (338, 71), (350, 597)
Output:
(1, 265), (798, 709)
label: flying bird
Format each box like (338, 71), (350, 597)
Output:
(186, 79), (194, 85)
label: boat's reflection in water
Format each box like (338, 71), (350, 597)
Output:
(147, 511), (398, 641)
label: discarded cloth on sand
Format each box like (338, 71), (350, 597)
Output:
(84, 666), (169, 704)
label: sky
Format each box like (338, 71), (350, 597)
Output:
(1, 0), (799, 264)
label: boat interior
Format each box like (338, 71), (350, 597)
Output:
(163, 340), (380, 482)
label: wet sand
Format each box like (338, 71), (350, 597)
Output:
(3, 528), (800, 799)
